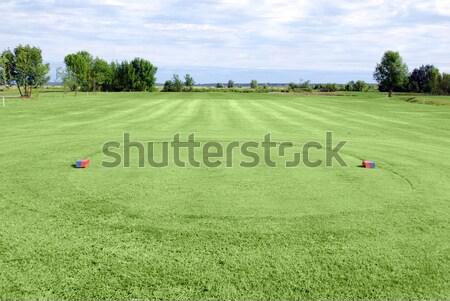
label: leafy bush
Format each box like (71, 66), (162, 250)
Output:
(288, 81), (312, 93)
(161, 74), (187, 92)
(354, 80), (368, 92)
(162, 80), (174, 92)
(319, 83), (339, 92)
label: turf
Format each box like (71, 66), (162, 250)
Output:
(0, 92), (449, 299)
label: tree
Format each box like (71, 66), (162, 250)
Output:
(216, 82), (224, 88)
(172, 74), (183, 92)
(78, 51), (94, 91)
(103, 61), (117, 91)
(344, 81), (355, 91)
(162, 74), (183, 92)
(2, 45), (50, 97)
(91, 58), (111, 92)
(0, 50), (14, 87)
(227, 80), (234, 88)
(408, 65), (440, 93)
(409, 66), (427, 93)
(0, 54), (10, 87)
(250, 79), (258, 89)
(354, 80), (368, 92)
(440, 73), (450, 94)
(64, 52), (89, 93)
(129, 58), (158, 91)
(374, 51), (408, 97)
(1, 50), (16, 89)
(116, 60), (132, 91)
(184, 74), (195, 90)
(161, 75), (184, 92)
(428, 67), (442, 94)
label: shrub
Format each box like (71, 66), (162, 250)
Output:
(161, 80), (174, 92)
(320, 83), (339, 92)
(354, 80), (368, 92)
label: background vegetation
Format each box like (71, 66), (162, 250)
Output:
(2, 46), (450, 97)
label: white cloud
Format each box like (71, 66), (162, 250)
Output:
(1, 0), (449, 81)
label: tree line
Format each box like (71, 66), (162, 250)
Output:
(0, 45), (159, 96)
(58, 51), (157, 93)
(2, 44), (450, 97)
(374, 50), (450, 97)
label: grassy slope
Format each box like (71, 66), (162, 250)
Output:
(0, 92), (449, 299)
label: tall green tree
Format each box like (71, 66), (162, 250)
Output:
(1, 50), (15, 87)
(374, 51), (408, 97)
(0, 51), (14, 87)
(91, 58), (111, 92)
(116, 60), (131, 91)
(428, 67), (442, 94)
(184, 74), (195, 90)
(64, 52), (89, 93)
(78, 51), (94, 91)
(130, 58), (158, 91)
(250, 79), (258, 89)
(227, 79), (234, 88)
(408, 65), (441, 93)
(2, 45), (50, 97)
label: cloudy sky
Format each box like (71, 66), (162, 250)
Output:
(1, 0), (449, 83)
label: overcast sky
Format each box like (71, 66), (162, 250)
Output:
(1, 0), (449, 83)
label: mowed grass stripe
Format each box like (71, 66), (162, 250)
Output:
(226, 98), (272, 132)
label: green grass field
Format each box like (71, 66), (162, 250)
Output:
(1, 92), (449, 299)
